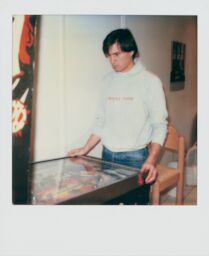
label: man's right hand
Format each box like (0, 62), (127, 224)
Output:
(68, 134), (101, 158)
(68, 147), (87, 157)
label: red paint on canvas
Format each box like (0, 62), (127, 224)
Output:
(19, 15), (34, 65)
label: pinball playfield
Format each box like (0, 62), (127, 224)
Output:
(28, 156), (141, 205)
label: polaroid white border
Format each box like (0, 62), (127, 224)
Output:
(0, 0), (208, 255)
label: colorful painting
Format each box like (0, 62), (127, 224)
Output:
(12, 15), (38, 204)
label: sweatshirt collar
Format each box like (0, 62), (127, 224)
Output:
(113, 59), (145, 77)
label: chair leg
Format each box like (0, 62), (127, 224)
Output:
(151, 182), (160, 205)
(176, 179), (184, 205)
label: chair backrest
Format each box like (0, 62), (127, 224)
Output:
(163, 125), (185, 171)
(164, 125), (179, 151)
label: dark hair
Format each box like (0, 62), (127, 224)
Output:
(102, 28), (139, 59)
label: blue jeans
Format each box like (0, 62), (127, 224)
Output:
(102, 146), (148, 169)
(102, 146), (150, 205)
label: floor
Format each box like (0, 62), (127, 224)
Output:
(160, 184), (197, 205)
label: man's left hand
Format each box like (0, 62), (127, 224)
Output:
(140, 162), (158, 184)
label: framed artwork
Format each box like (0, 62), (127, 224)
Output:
(170, 41), (186, 90)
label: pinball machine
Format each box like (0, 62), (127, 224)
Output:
(27, 156), (144, 205)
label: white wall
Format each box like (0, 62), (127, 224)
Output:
(32, 15), (197, 162)
(33, 15), (121, 161)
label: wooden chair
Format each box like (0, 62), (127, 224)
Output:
(151, 126), (185, 205)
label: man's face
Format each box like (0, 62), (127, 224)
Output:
(107, 42), (134, 73)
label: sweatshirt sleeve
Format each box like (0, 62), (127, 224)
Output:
(91, 98), (105, 138)
(148, 77), (168, 145)
(91, 75), (109, 138)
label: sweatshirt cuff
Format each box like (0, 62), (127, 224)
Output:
(91, 127), (103, 139)
(151, 125), (168, 146)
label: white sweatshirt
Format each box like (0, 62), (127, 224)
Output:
(92, 60), (168, 152)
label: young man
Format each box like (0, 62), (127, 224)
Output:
(68, 28), (168, 204)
